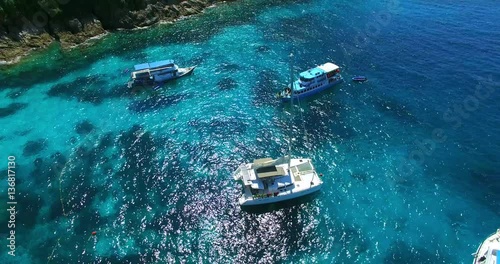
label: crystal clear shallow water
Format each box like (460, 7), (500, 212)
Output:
(0, 0), (499, 263)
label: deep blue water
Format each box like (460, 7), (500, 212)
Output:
(0, 0), (499, 263)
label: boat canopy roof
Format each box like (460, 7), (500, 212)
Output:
(317, 62), (340, 73)
(249, 156), (290, 178)
(256, 166), (286, 178)
(299, 67), (325, 79)
(252, 156), (289, 171)
(134, 60), (175, 71)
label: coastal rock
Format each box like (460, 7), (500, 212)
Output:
(25, 33), (54, 48)
(68, 18), (83, 34)
(93, 5), (135, 29)
(57, 16), (107, 48)
(49, 20), (65, 36)
(0, 18), (55, 64)
(164, 5), (181, 20)
(180, 1), (201, 16)
(131, 4), (160, 27)
(0, 0), (230, 64)
(0, 37), (26, 63)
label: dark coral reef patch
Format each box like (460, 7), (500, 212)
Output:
(0, 102), (27, 118)
(75, 120), (95, 135)
(23, 139), (47, 156)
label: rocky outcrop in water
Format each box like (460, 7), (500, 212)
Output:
(0, 0), (234, 64)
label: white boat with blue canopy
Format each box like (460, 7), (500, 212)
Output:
(472, 228), (500, 264)
(278, 62), (343, 101)
(129, 60), (195, 87)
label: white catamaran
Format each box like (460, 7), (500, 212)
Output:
(232, 156), (323, 206)
(233, 54), (323, 207)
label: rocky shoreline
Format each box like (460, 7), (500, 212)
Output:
(0, 0), (234, 65)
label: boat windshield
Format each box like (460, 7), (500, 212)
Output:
(134, 71), (150, 78)
(300, 77), (313, 82)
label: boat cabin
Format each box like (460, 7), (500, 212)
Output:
(299, 67), (326, 83)
(294, 63), (340, 92)
(131, 60), (178, 81)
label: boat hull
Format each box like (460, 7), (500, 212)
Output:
(130, 66), (196, 87)
(281, 78), (343, 102)
(153, 66), (196, 83)
(239, 183), (322, 206)
(155, 66), (196, 83)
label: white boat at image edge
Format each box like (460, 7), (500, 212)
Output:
(129, 60), (195, 87)
(278, 62), (343, 101)
(472, 228), (500, 264)
(232, 156), (323, 206)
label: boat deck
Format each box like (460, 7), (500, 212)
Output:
(236, 158), (323, 205)
(474, 229), (500, 264)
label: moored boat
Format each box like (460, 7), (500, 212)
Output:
(129, 60), (195, 87)
(278, 62), (343, 101)
(233, 156), (323, 206)
(472, 228), (500, 264)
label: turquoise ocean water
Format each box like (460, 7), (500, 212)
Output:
(0, 0), (499, 263)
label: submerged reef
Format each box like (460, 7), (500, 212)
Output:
(0, 102), (27, 118)
(23, 139), (47, 156)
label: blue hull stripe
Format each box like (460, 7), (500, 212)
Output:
(282, 79), (343, 102)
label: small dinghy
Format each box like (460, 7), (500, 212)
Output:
(352, 76), (367, 82)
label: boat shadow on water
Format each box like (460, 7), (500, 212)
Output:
(241, 191), (321, 214)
